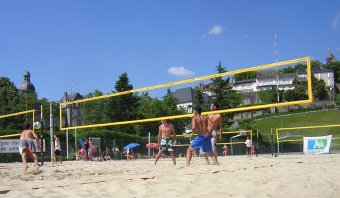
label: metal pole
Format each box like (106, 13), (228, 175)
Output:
(148, 132), (151, 158)
(274, 32), (280, 114)
(40, 105), (44, 166)
(50, 103), (54, 163)
(66, 129), (69, 159)
(256, 130), (259, 157)
(276, 129), (280, 155)
(75, 126), (77, 158)
(230, 137), (233, 155)
(271, 128), (273, 156)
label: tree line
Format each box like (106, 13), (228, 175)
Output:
(1, 60), (339, 142)
(0, 62), (242, 141)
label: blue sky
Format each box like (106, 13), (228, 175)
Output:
(1, 1), (340, 102)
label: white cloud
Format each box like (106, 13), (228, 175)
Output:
(208, 25), (223, 35)
(167, 66), (195, 76)
(331, 13), (340, 28)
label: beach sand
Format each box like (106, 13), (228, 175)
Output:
(0, 154), (339, 198)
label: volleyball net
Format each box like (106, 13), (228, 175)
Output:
(59, 56), (313, 131)
(276, 124), (340, 154)
(0, 110), (36, 138)
(175, 130), (252, 155)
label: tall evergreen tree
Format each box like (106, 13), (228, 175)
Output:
(192, 88), (205, 108)
(106, 73), (139, 134)
(210, 61), (242, 109)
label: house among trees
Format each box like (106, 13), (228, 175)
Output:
(233, 71), (297, 92)
(173, 49), (338, 111)
(60, 92), (83, 127)
(173, 87), (212, 113)
(297, 68), (335, 89)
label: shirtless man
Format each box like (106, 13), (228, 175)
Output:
(19, 122), (40, 172)
(154, 120), (177, 165)
(204, 102), (223, 163)
(186, 107), (218, 166)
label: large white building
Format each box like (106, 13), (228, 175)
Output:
(172, 68), (335, 112)
(296, 68), (335, 88)
(232, 69), (335, 92)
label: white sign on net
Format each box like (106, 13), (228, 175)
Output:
(0, 139), (46, 153)
(303, 135), (332, 154)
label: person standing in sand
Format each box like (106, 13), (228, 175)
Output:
(245, 136), (252, 158)
(154, 120), (177, 165)
(223, 144), (228, 156)
(204, 102), (223, 164)
(19, 122), (40, 172)
(186, 107), (218, 166)
(54, 135), (62, 164)
(83, 139), (90, 161)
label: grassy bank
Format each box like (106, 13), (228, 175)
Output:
(251, 109), (340, 144)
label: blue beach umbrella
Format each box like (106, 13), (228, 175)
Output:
(123, 143), (140, 150)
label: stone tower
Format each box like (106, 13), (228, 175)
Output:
(19, 71), (36, 93)
(326, 49), (336, 64)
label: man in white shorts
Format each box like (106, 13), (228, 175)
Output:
(205, 102), (223, 164)
(19, 122), (40, 172)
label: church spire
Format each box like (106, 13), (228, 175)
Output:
(326, 48), (336, 64)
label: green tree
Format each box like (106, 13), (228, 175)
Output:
(234, 71), (258, 81)
(0, 77), (20, 113)
(106, 73), (139, 134)
(192, 88), (210, 111)
(292, 74), (328, 101)
(0, 77), (51, 133)
(335, 94), (340, 106)
(324, 61), (340, 83)
(134, 93), (163, 137)
(210, 61), (242, 109)
(293, 79), (308, 100)
(81, 90), (107, 125)
(280, 66), (295, 74)
(258, 89), (278, 104)
(0, 77), (21, 130)
(312, 76), (328, 100)
(294, 60), (322, 72)
(283, 90), (297, 101)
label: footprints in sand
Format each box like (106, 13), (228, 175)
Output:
(25, 169), (43, 175)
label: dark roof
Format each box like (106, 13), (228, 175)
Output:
(313, 68), (334, 73)
(173, 87), (194, 104)
(296, 68), (334, 75)
(233, 78), (256, 85)
(173, 87), (212, 104)
(297, 77), (307, 82)
(59, 92), (83, 103)
(257, 70), (296, 79)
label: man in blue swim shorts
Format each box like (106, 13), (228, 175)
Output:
(186, 107), (219, 166)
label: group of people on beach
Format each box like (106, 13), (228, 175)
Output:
(18, 101), (252, 171)
(154, 102), (223, 166)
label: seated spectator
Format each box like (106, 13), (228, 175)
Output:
(97, 154), (103, 161)
(104, 154), (111, 161)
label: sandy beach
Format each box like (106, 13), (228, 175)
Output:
(0, 154), (339, 198)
